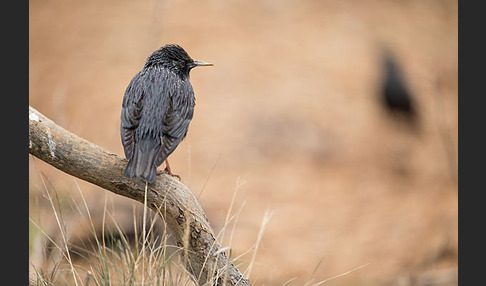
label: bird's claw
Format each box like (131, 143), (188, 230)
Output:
(157, 168), (181, 181)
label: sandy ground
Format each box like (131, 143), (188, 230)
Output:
(29, 0), (457, 285)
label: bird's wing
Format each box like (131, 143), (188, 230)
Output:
(164, 86), (195, 139)
(120, 72), (145, 160)
(155, 81), (195, 166)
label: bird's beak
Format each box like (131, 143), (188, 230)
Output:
(193, 60), (214, 67)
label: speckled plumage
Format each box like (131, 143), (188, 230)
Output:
(120, 44), (211, 182)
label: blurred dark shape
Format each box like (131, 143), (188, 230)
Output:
(379, 48), (419, 128)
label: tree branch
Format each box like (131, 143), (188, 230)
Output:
(28, 105), (251, 286)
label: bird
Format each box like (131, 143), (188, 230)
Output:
(379, 48), (418, 127)
(120, 44), (213, 182)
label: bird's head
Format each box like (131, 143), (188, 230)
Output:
(144, 44), (213, 77)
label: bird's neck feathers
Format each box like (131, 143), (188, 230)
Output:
(145, 60), (191, 79)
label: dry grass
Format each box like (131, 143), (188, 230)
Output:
(28, 166), (268, 286)
(28, 162), (369, 286)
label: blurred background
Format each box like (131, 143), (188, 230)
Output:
(29, 0), (457, 285)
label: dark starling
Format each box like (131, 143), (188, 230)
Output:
(120, 44), (213, 182)
(379, 48), (418, 125)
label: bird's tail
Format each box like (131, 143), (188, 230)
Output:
(124, 138), (160, 183)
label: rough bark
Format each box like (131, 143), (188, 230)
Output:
(29, 105), (251, 286)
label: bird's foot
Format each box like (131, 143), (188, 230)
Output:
(157, 168), (181, 181)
